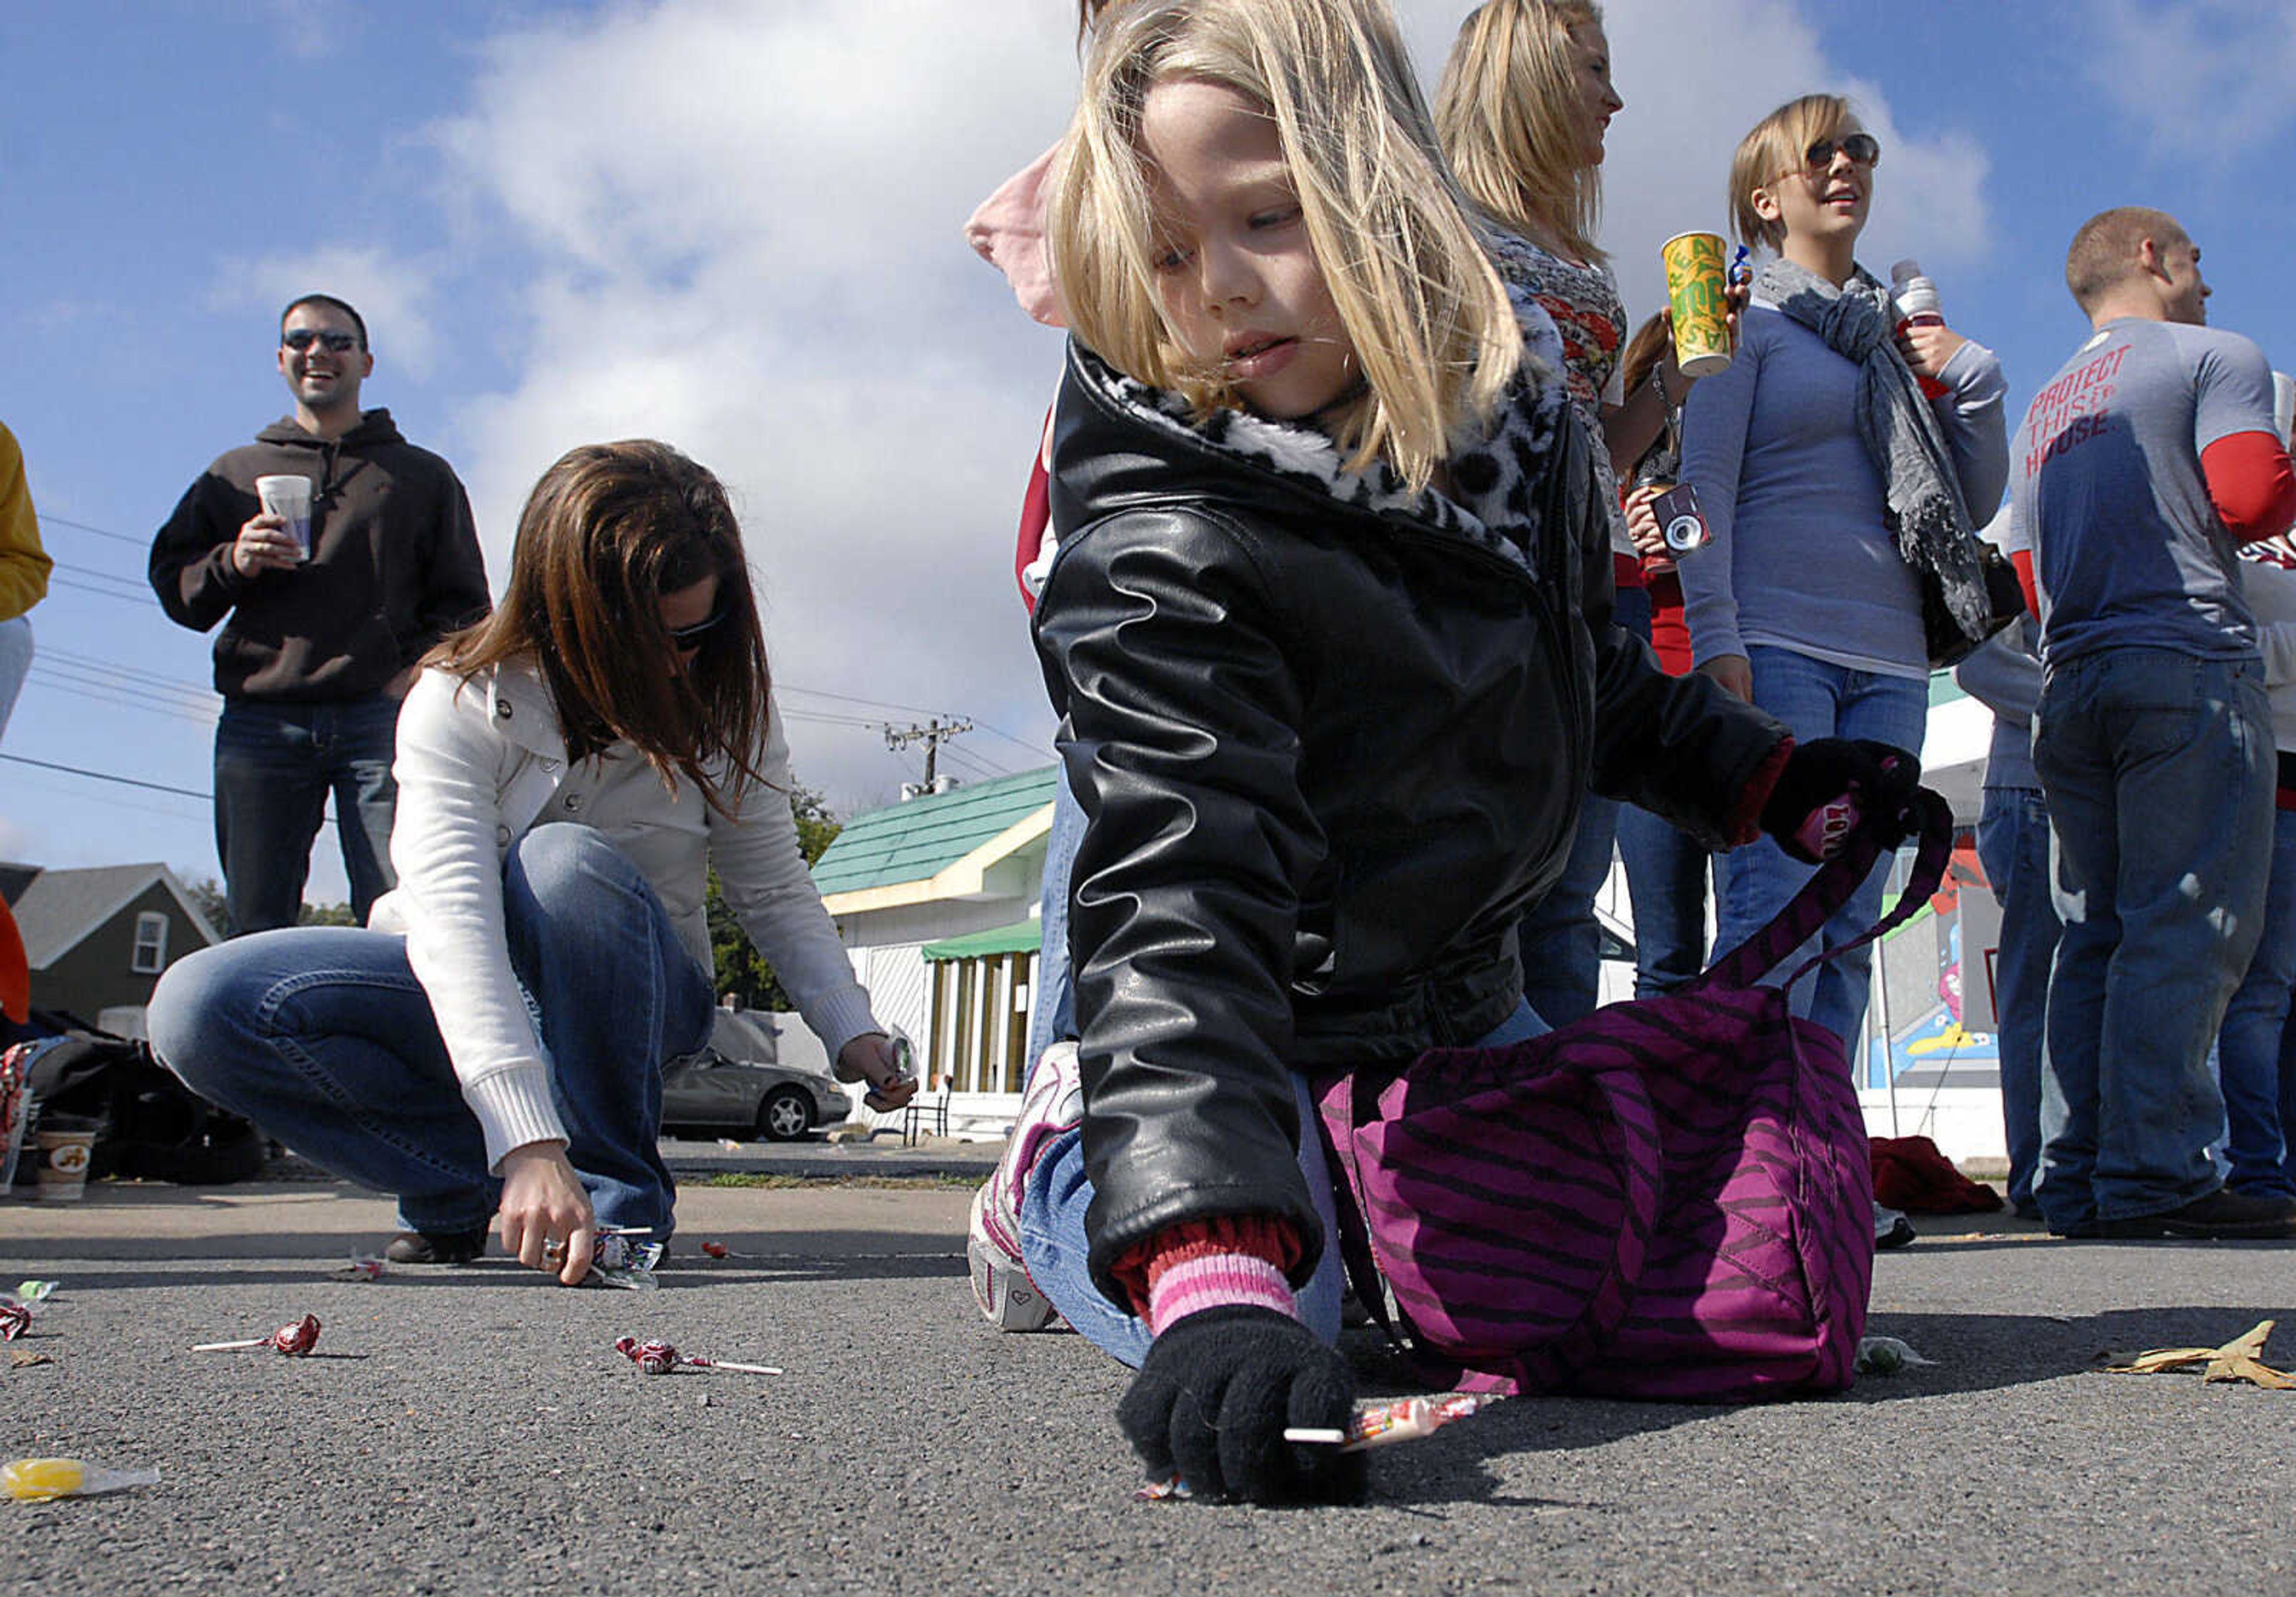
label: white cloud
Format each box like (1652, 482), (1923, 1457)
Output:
(409, 0), (1996, 814)
(2089, 0), (2296, 160)
(209, 245), (444, 381)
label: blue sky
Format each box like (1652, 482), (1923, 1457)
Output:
(5, 0), (2293, 905)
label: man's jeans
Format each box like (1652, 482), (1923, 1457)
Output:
(1019, 999), (1550, 1369)
(148, 825), (715, 1241)
(1975, 784), (2059, 1212)
(0, 615), (30, 744)
(1715, 646), (1929, 1057)
(2032, 648), (2271, 1228)
(215, 695), (401, 936)
(2215, 804), (2296, 1199)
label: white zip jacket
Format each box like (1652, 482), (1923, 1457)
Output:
(370, 661), (879, 1169)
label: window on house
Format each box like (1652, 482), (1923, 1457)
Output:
(131, 912), (169, 975)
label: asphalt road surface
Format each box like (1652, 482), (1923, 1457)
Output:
(5, 1181), (2294, 1594)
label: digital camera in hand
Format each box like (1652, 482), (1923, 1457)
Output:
(1651, 482), (1711, 556)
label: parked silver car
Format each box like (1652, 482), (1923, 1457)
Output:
(661, 1009), (853, 1142)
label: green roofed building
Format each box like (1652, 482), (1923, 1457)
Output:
(814, 767), (1059, 1128)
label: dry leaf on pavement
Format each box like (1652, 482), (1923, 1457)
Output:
(2106, 1319), (2296, 1389)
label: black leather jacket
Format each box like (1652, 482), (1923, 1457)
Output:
(1034, 341), (1789, 1303)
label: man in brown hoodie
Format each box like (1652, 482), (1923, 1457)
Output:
(149, 295), (490, 936)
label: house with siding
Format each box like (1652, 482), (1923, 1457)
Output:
(813, 768), (1058, 1137)
(0, 862), (219, 1029)
(805, 682), (2000, 1147)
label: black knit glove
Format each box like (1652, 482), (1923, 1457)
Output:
(1116, 1306), (1365, 1505)
(1760, 738), (1921, 864)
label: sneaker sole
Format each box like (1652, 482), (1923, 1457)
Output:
(966, 1236), (1059, 1332)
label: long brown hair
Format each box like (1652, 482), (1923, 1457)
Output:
(432, 440), (773, 816)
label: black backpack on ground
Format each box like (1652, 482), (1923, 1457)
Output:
(20, 1031), (265, 1186)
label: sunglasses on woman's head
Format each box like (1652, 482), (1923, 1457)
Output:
(1802, 132), (1880, 172)
(667, 609), (727, 648)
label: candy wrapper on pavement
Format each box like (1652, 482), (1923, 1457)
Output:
(193, 1313), (322, 1355)
(1137, 1393), (1503, 1500)
(4, 1459), (161, 1503)
(0, 1303), (30, 1342)
(544, 1226), (664, 1291)
(612, 1336), (781, 1376)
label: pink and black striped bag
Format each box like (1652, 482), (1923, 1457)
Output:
(1315, 789), (1951, 1402)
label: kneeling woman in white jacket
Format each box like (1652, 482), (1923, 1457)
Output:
(152, 440), (914, 1281)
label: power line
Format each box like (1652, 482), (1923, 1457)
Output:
(38, 513), (145, 547)
(45, 574), (159, 607)
(2, 752), (211, 801)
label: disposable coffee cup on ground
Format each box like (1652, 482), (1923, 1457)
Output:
(1659, 231), (1734, 378)
(33, 1117), (99, 1204)
(254, 475), (315, 561)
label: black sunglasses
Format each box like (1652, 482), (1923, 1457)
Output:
(283, 328), (360, 353)
(667, 609), (728, 648)
(1802, 132), (1880, 172)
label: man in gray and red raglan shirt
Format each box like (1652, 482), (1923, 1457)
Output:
(2007, 206), (2296, 1241)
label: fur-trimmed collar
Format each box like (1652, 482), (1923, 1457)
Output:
(1068, 280), (1576, 576)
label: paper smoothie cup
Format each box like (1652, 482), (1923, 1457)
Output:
(1660, 231), (1733, 378)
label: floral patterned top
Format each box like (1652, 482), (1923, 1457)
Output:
(1485, 230), (1632, 553)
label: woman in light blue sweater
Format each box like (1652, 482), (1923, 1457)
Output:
(1680, 94), (2007, 1095)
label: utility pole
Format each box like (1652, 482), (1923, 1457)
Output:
(884, 716), (973, 787)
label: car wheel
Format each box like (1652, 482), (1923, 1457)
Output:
(758, 1087), (813, 1142)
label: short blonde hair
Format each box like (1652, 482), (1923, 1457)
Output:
(1727, 93), (1853, 252)
(1434, 0), (1607, 265)
(2065, 206), (2187, 313)
(1048, 0), (1521, 490)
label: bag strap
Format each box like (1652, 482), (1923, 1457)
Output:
(1700, 786), (1955, 993)
(1309, 1071), (1409, 1350)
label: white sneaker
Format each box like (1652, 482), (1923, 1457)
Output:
(965, 1041), (1083, 1332)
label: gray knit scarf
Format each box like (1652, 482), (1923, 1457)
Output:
(1755, 257), (1994, 645)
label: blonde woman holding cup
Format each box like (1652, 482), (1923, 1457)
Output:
(1677, 96), (2007, 1177)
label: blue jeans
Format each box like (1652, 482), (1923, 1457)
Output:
(1018, 1000), (1549, 1369)
(1024, 759), (1086, 1078)
(2032, 648), (2272, 1227)
(1976, 784), (2059, 1212)
(1518, 793), (1619, 1027)
(214, 695), (401, 936)
(0, 615), (30, 744)
(1715, 646), (1929, 1057)
(149, 825), (715, 1239)
(2215, 805), (2296, 1199)
(1616, 802), (1712, 998)
(1607, 582), (1712, 997)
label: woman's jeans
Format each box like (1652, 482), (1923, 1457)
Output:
(2214, 804), (2296, 1199)
(1024, 759), (1087, 1077)
(1611, 584), (1714, 997)
(1715, 646), (1929, 1061)
(1018, 999), (1550, 1370)
(1975, 784), (2060, 1213)
(148, 825), (715, 1241)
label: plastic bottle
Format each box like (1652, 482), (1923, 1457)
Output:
(2, 1458), (161, 1502)
(1891, 259), (1951, 399)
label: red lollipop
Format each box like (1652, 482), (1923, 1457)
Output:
(193, 1312), (323, 1355)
